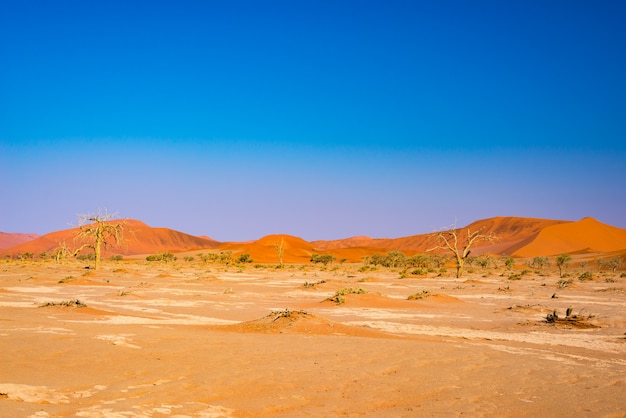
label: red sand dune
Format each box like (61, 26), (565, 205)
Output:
(3, 216), (626, 261)
(219, 234), (317, 264)
(0, 219), (219, 257)
(219, 234), (379, 264)
(0, 232), (39, 251)
(512, 217), (626, 257)
(312, 216), (568, 256)
(310, 216), (626, 260)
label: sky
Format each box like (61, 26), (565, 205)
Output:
(1, 0), (625, 241)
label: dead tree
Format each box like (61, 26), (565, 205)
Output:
(274, 237), (285, 268)
(428, 223), (498, 278)
(74, 210), (126, 270)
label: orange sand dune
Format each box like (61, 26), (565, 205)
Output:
(513, 217), (626, 257)
(0, 219), (219, 257)
(0, 232), (40, 251)
(219, 234), (379, 264)
(4, 216), (626, 261)
(329, 216), (625, 259)
(219, 234), (316, 264)
(313, 216), (568, 257)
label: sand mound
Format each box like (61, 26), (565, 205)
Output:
(220, 309), (391, 337)
(38, 300), (118, 316)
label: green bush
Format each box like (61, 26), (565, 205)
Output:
(77, 253), (96, 261)
(327, 287), (367, 305)
(146, 252), (177, 263)
(237, 253), (253, 263)
(109, 255), (123, 261)
(579, 271), (593, 281)
(311, 254), (336, 266)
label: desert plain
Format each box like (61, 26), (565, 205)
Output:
(1, 254), (625, 417)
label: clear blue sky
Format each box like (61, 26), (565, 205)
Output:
(1, 0), (625, 241)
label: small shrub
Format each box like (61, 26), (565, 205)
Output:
(184, 256), (195, 262)
(358, 265), (369, 272)
(40, 299), (86, 308)
(411, 268), (426, 276)
(331, 294), (346, 305)
(521, 269), (532, 275)
(408, 290), (431, 300)
(303, 280), (326, 288)
(327, 287), (367, 305)
(546, 310), (559, 323)
(335, 287), (367, 296)
(58, 275), (74, 283)
(579, 271), (593, 281)
(508, 274), (522, 281)
(109, 255), (123, 261)
(237, 253), (253, 263)
(557, 279), (573, 289)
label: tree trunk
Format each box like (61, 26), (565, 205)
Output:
(456, 257), (464, 278)
(94, 233), (102, 270)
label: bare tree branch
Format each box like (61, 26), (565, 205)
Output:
(73, 209), (126, 270)
(428, 222), (498, 278)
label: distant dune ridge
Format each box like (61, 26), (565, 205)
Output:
(1, 216), (626, 261)
(0, 232), (40, 251)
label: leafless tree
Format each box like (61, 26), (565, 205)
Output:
(274, 237), (285, 267)
(74, 209), (126, 270)
(428, 223), (498, 278)
(52, 241), (73, 264)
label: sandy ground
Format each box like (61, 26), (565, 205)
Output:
(1, 260), (625, 417)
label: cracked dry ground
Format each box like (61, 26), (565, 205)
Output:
(1, 261), (625, 417)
